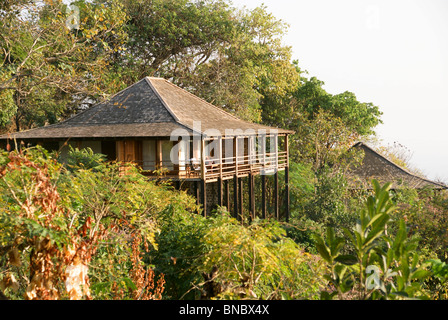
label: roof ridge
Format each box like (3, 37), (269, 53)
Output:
(143, 77), (179, 123)
(151, 77), (244, 122)
(145, 77), (203, 135)
(355, 142), (447, 188)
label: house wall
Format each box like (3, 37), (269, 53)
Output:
(161, 140), (174, 170)
(141, 140), (179, 171)
(142, 140), (156, 170)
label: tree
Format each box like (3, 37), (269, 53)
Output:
(119, 0), (298, 122)
(0, 0), (127, 132)
(261, 69), (381, 169)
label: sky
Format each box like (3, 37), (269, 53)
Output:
(231, 0), (448, 182)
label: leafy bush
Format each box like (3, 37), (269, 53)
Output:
(62, 146), (107, 172)
(199, 213), (326, 300)
(150, 206), (326, 300)
(314, 180), (431, 300)
(287, 165), (363, 252)
(0, 146), (198, 300)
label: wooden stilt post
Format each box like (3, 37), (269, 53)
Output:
(217, 136), (223, 208)
(225, 179), (230, 210)
(233, 175), (238, 218)
(217, 177), (223, 207)
(274, 171), (279, 220)
(284, 134), (290, 222)
(233, 136), (239, 219)
(248, 173), (255, 221)
(285, 166), (290, 222)
(261, 174), (266, 219)
(201, 179), (207, 217)
(195, 181), (200, 206)
(273, 133), (279, 220)
(199, 138), (207, 217)
(238, 177), (243, 222)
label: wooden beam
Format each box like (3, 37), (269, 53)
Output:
(274, 171), (279, 220)
(274, 170), (280, 220)
(238, 177), (243, 222)
(234, 137), (238, 177)
(225, 179), (230, 210)
(218, 136), (223, 179)
(233, 175), (238, 219)
(200, 139), (206, 180)
(201, 179), (207, 217)
(274, 134), (279, 172)
(194, 181), (200, 208)
(156, 140), (163, 169)
(261, 174), (266, 219)
(217, 177), (223, 207)
(285, 166), (290, 223)
(284, 135), (290, 222)
(249, 173), (255, 221)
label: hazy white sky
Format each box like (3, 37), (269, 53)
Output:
(232, 0), (448, 182)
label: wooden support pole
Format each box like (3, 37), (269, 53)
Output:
(248, 173), (255, 221)
(274, 171), (279, 220)
(233, 175), (238, 219)
(285, 166), (290, 223)
(233, 136), (239, 219)
(200, 139), (206, 180)
(225, 179), (230, 210)
(201, 179), (207, 217)
(194, 181), (200, 205)
(261, 174), (266, 219)
(238, 177), (243, 222)
(217, 177), (223, 207)
(217, 136), (223, 209)
(218, 136), (223, 179)
(234, 137), (238, 177)
(284, 134), (290, 222)
(156, 139), (163, 170)
(248, 174), (252, 221)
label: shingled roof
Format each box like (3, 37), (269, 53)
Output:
(0, 77), (292, 141)
(347, 142), (447, 190)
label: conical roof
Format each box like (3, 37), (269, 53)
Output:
(0, 77), (292, 140)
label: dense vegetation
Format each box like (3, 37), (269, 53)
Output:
(1, 0), (448, 300)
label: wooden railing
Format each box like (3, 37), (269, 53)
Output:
(130, 151), (288, 180)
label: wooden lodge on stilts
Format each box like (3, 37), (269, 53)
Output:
(0, 77), (293, 221)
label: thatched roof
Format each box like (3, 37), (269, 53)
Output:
(0, 77), (292, 141)
(347, 142), (447, 190)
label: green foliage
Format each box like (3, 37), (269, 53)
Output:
(0, 0), (127, 131)
(149, 206), (326, 300)
(293, 76), (382, 137)
(119, 0), (298, 122)
(0, 146), (200, 299)
(315, 180), (431, 300)
(391, 188), (448, 260)
(147, 198), (207, 300)
(287, 165), (362, 252)
(427, 259), (448, 299)
(63, 145), (107, 172)
(200, 214), (325, 300)
(261, 70), (381, 169)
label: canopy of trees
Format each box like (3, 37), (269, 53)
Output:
(1, 0), (447, 303)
